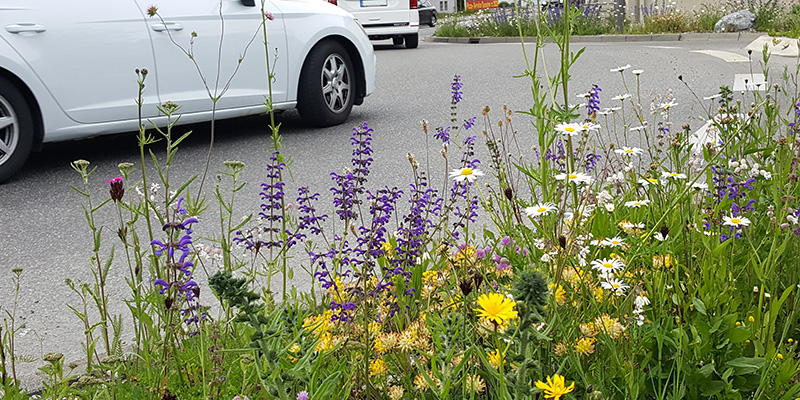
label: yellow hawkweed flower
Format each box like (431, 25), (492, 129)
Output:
(474, 292), (518, 325)
(369, 358), (388, 376)
(487, 349), (505, 369)
(777, 353), (784, 359)
(749, 316), (755, 322)
(535, 373), (575, 400)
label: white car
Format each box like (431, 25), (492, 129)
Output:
(0, 0), (376, 183)
(327, 0), (420, 48)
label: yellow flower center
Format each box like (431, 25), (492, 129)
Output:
(671, 173), (679, 176)
(635, 202), (641, 206)
(603, 263), (613, 268)
(537, 207), (547, 212)
(612, 241), (620, 244)
(565, 127), (575, 132)
(625, 149), (634, 153)
(612, 283), (620, 288)
(568, 174), (577, 179)
(461, 168), (473, 176)
(647, 179), (658, 183)
(731, 218), (741, 224)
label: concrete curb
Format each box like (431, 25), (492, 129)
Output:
(425, 31), (766, 44)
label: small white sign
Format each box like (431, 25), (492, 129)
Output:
(361, 0), (388, 6)
(732, 73), (766, 91)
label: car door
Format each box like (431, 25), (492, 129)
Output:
(0, 0), (159, 123)
(139, 0), (287, 115)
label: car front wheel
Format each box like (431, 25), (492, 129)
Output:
(297, 41), (355, 127)
(0, 77), (34, 184)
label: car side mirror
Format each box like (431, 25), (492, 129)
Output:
(241, 0), (256, 6)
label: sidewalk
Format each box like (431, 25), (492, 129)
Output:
(425, 31), (768, 44)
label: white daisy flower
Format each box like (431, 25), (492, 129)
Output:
(703, 94), (722, 101)
(611, 64), (631, 72)
(555, 122), (584, 136)
(624, 199), (650, 208)
(591, 258), (625, 277)
(662, 171), (687, 180)
(629, 125), (646, 132)
(613, 94), (632, 101)
(525, 202), (557, 217)
(723, 215), (751, 227)
(590, 237), (605, 246)
(614, 147), (644, 156)
(604, 203), (615, 213)
(654, 232), (668, 241)
(449, 167), (484, 183)
(555, 172), (593, 185)
(660, 101), (677, 110)
(632, 69), (644, 75)
(576, 92), (591, 98)
(601, 278), (630, 296)
(638, 178), (661, 186)
(580, 122), (602, 132)
(602, 236), (625, 247)
(691, 182), (709, 191)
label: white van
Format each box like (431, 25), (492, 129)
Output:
(327, 0), (420, 48)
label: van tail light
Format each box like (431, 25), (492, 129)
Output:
(410, 0), (417, 8)
(328, 0), (338, 5)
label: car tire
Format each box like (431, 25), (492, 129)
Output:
(297, 40), (355, 127)
(392, 36), (404, 46)
(430, 14), (437, 27)
(0, 77), (34, 184)
(404, 33), (419, 49)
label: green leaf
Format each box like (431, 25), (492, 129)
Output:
(699, 380), (725, 396)
(693, 297), (707, 316)
(726, 357), (765, 375)
(727, 326), (751, 343)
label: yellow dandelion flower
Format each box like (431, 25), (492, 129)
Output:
(574, 337), (596, 356)
(535, 374), (575, 400)
(487, 349), (505, 369)
(474, 292), (518, 325)
(749, 316), (755, 322)
(777, 353), (784, 360)
(369, 358), (388, 376)
(466, 374), (486, 394)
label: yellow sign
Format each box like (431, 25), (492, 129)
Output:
(465, 0), (498, 10)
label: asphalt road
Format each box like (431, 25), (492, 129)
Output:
(1, 28), (797, 387)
